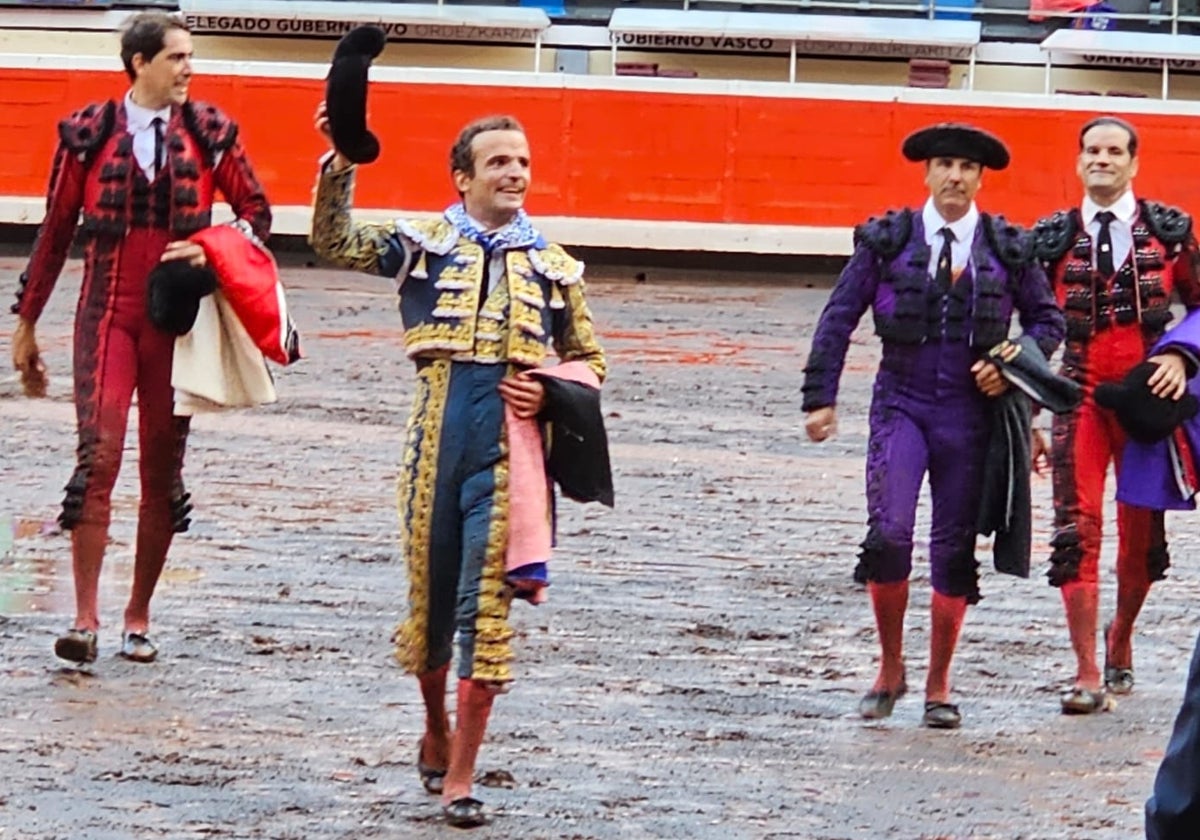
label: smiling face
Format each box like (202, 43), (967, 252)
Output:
(452, 129), (531, 230)
(1077, 123), (1138, 205)
(131, 27), (193, 110)
(924, 156), (983, 223)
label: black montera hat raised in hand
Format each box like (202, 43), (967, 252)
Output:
(902, 123), (1011, 171)
(1094, 361), (1200, 444)
(325, 25), (387, 165)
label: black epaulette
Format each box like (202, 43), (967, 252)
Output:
(57, 100), (116, 158)
(1032, 210), (1079, 263)
(982, 212), (1034, 271)
(182, 100), (239, 160)
(852, 209), (913, 260)
(1141, 199), (1193, 245)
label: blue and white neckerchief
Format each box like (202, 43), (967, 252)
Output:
(443, 202), (544, 255)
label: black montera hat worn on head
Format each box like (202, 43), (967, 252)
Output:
(1094, 361), (1200, 444)
(146, 259), (218, 336)
(325, 25), (387, 165)
(902, 123), (1011, 170)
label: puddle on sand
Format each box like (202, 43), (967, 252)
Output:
(0, 551), (73, 616)
(0, 515), (204, 616)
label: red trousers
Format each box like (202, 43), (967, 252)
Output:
(69, 228), (187, 537)
(1050, 326), (1167, 587)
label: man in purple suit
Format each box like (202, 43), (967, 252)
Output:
(802, 123), (1064, 729)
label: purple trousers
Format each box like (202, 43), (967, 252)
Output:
(857, 341), (989, 601)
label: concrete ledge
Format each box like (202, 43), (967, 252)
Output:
(0, 198), (857, 257)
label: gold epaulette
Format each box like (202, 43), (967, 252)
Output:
(397, 218), (459, 256)
(529, 243), (584, 286)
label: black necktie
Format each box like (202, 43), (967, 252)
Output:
(935, 227), (955, 293)
(1095, 210), (1116, 277)
(151, 117), (165, 179)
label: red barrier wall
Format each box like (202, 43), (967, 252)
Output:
(4, 67), (1200, 227)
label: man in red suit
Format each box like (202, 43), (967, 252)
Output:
(1033, 115), (1200, 713)
(9, 12), (271, 665)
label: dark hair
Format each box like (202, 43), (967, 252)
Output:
(1079, 116), (1139, 157)
(119, 12), (190, 81)
(449, 115), (525, 176)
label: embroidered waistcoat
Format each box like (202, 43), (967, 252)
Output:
(61, 99), (238, 238)
(395, 218), (582, 368)
(854, 209), (1032, 350)
(1034, 202), (1192, 343)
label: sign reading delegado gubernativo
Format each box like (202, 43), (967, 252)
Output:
(183, 14), (543, 43)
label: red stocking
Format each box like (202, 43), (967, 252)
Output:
(1061, 580), (1101, 690)
(442, 678), (496, 804)
(70, 523), (108, 632)
(417, 664), (451, 769)
(927, 591), (967, 703)
(868, 579), (909, 692)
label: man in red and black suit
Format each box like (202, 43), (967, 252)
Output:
(1034, 115), (1200, 714)
(9, 12), (271, 665)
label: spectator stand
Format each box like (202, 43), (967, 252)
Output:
(627, 0), (1173, 42)
(1040, 27), (1200, 98)
(607, 8), (982, 85)
(178, 0), (553, 70)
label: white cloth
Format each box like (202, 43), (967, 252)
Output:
(172, 290), (276, 415)
(922, 198), (979, 279)
(1082, 189), (1137, 272)
(124, 90), (170, 181)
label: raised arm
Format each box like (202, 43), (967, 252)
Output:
(309, 160), (411, 279)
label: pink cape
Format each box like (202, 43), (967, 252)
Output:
(504, 361), (601, 604)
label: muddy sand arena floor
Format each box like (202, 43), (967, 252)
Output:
(2, 257), (1199, 840)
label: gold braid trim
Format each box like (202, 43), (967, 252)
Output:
(470, 424), (516, 683)
(393, 360), (450, 674)
(503, 252), (551, 367)
(404, 322), (476, 356)
(554, 279), (609, 383)
(403, 246), (483, 357)
(473, 273), (510, 364)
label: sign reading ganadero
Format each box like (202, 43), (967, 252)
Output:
(184, 15), (543, 43)
(1080, 53), (1200, 71)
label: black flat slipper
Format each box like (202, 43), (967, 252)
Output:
(1061, 687), (1113, 715)
(55, 628), (98, 664)
(922, 701), (962, 730)
(417, 738), (447, 795)
(444, 796), (486, 829)
(858, 680), (908, 720)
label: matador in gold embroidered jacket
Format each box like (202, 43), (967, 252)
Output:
(310, 160), (606, 686)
